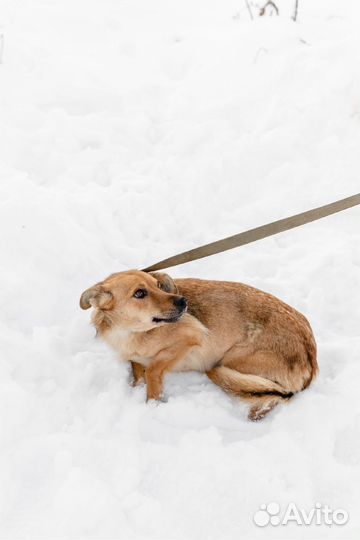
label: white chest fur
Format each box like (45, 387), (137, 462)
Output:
(102, 318), (217, 373)
(102, 327), (151, 364)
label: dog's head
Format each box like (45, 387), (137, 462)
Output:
(80, 270), (187, 332)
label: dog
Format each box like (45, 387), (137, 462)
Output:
(80, 270), (318, 420)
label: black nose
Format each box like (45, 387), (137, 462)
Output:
(173, 296), (187, 311)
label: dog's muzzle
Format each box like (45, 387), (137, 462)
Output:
(152, 297), (188, 324)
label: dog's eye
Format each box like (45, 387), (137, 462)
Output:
(133, 289), (148, 299)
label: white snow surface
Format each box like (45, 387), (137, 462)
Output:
(0, 0), (359, 538)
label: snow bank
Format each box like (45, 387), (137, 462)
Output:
(0, 0), (359, 538)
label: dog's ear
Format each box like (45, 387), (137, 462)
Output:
(79, 284), (113, 310)
(150, 272), (178, 294)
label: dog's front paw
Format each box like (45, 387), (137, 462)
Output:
(146, 394), (167, 404)
(130, 362), (146, 387)
(130, 378), (145, 388)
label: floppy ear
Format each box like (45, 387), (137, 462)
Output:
(150, 272), (178, 293)
(79, 284), (113, 310)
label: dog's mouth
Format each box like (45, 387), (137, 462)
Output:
(152, 308), (186, 324)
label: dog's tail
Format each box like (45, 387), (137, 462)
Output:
(207, 366), (293, 421)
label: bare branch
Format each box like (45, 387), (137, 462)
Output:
(244, 0), (254, 20)
(292, 0), (299, 21)
(259, 1), (279, 17)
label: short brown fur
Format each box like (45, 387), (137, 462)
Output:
(80, 270), (318, 420)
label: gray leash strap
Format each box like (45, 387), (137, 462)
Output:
(142, 193), (360, 272)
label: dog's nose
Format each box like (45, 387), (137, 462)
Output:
(173, 296), (187, 311)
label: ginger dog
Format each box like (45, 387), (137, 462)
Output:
(80, 270), (317, 420)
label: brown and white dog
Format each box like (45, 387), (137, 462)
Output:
(80, 270), (318, 420)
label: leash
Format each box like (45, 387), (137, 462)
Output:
(142, 193), (360, 272)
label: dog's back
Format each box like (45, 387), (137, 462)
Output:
(176, 278), (318, 415)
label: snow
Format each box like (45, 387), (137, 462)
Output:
(0, 0), (359, 538)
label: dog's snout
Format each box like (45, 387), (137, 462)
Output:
(173, 296), (187, 311)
